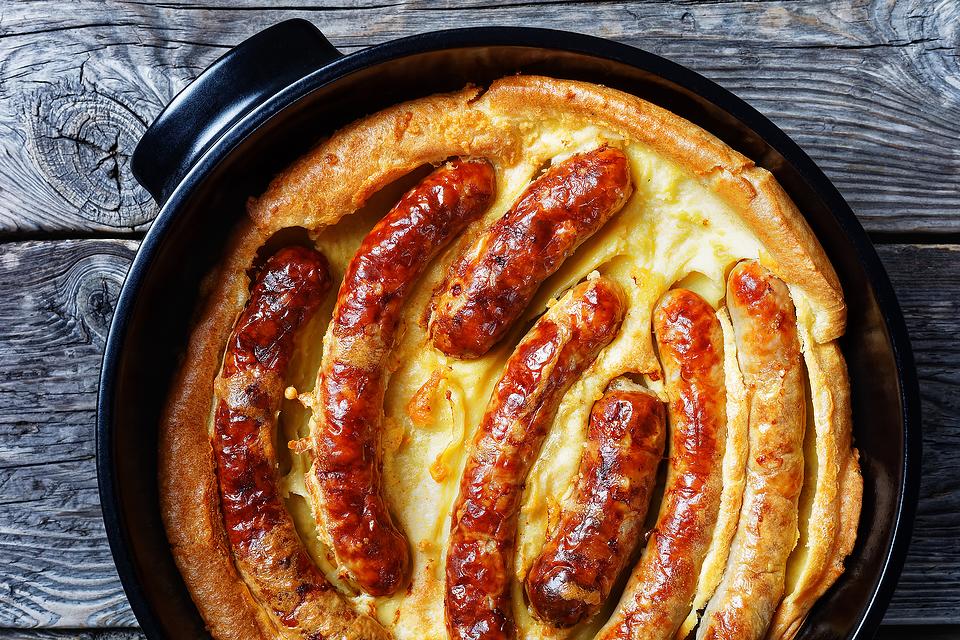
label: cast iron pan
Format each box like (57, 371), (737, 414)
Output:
(97, 19), (920, 640)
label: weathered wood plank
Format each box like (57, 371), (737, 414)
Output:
(0, 238), (956, 630)
(0, 240), (139, 628)
(877, 243), (960, 625)
(0, 0), (957, 235)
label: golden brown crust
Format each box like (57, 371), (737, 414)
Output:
(697, 261), (807, 640)
(249, 87), (516, 231)
(766, 342), (863, 640)
(477, 76), (845, 344)
(248, 77), (845, 349)
(161, 74), (860, 640)
(159, 222), (389, 640)
(159, 220), (274, 640)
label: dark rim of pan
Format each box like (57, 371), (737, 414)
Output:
(96, 26), (921, 640)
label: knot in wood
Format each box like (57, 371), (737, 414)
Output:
(63, 250), (131, 344)
(25, 84), (153, 229)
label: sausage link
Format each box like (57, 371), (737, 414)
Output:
(429, 145), (632, 359)
(213, 246), (386, 639)
(697, 261), (805, 640)
(525, 379), (665, 628)
(598, 288), (727, 640)
(445, 277), (626, 640)
(308, 159), (496, 596)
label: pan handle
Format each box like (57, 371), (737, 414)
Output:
(131, 19), (342, 204)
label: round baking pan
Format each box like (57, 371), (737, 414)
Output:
(97, 19), (920, 640)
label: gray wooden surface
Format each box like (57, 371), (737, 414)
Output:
(0, 1), (957, 638)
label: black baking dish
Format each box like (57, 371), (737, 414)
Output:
(97, 19), (920, 640)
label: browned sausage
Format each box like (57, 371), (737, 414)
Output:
(697, 261), (805, 640)
(307, 159), (496, 596)
(445, 276), (626, 640)
(213, 246), (386, 639)
(525, 378), (665, 628)
(598, 288), (727, 640)
(429, 145), (632, 359)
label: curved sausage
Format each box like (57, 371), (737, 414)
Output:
(213, 246), (386, 639)
(525, 378), (665, 628)
(308, 159), (496, 596)
(696, 261), (805, 640)
(429, 145), (632, 359)
(445, 276), (626, 640)
(598, 288), (727, 640)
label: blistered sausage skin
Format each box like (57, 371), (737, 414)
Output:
(598, 289), (727, 640)
(697, 261), (805, 640)
(308, 159), (496, 596)
(525, 379), (665, 628)
(212, 246), (386, 639)
(445, 277), (626, 640)
(429, 145), (632, 359)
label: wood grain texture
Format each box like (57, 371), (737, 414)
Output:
(0, 240), (138, 628)
(0, 0), (958, 637)
(878, 243), (960, 625)
(0, 0), (957, 235)
(0, 239), (955, 632)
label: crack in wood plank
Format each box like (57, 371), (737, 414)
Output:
(0, 23), (143, 42)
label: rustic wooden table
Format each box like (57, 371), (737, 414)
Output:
(0, 1), (957, 638)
